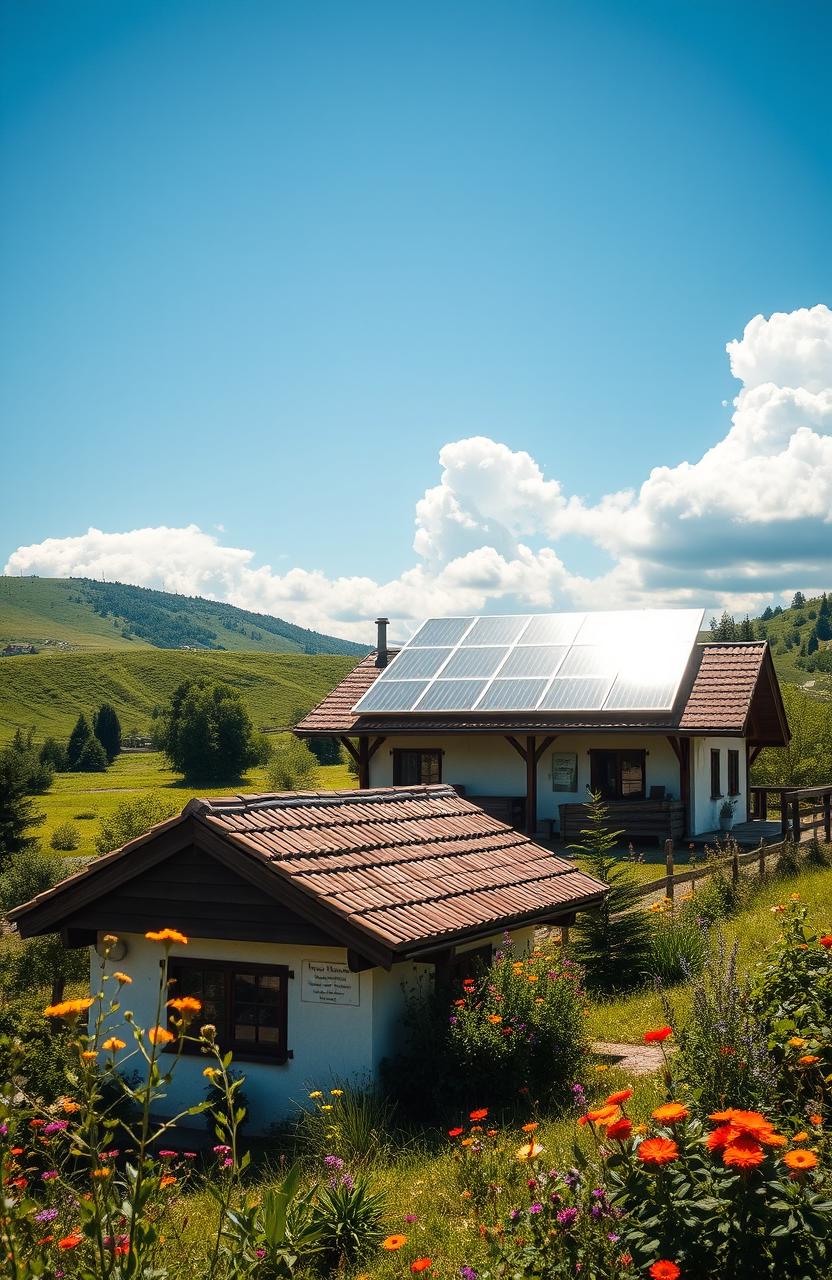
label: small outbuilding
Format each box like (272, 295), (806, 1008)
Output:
(10, 784), (607, 1130)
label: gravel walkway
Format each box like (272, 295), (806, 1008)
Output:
(591, 1041), (671, 1075)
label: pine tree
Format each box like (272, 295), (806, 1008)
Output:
(93, 703), (122, 762)
(66, 713), (94, 769)
(761, 606), (774, 622)
(0, 745), (44, 868)
(791, 591), (806, 609)
(807, 629), (819, 655)
(739, 616), (754, 640)
(76, 736), (108, 772)
(816, 595), (831, 641)
(569, 792), (652, 993)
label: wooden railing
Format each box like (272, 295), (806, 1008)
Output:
(749, 785), (832, 842)
(632, 837), (787, 902)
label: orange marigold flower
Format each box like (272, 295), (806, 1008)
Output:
(516, 1141), (544, 1161)
(44, 997), (94, 1020)
(643, 1026), (672, 1043)
(460, 1138), (474, 1147)
(809, 1114), (823, 1126)
(160, 1174), (177, 1188)
(81, 1050), (97, 1061)
(605, 1117), (633, 1141)
(587, 1104), (620, 1124)
(91, 1167), (112, 1178)
(637, 1137), (678, 1166)
(103, 1037), (126, 1052)
(792, 1131), (809, 1143)
(148, 1026), (175, 1046)
(783, 1148), (818, 1171)
(167, 996), (203, 1017)
(59, 1233), (83, 1250)
(706, 1124), (741, 1151)
(145, 929), (188, 945)
(605, 1089), (633, 1106)
(798, 1055), (820, 1065)
(652, 1102), (689, 1125)
(113, 972), (132, 984)
(487, 1014), (503, 1024)
(723, 1135), (765, 1169)
(454, 999), (465, 1007)
(521, 1121), (539, 1133)
(470, 1108), (489, 1121)
(411, 1260), (432, 1273)
(649, 1263), (681, 1280)
(60, 1098), (81, 1114)
(382, 1235), (407, 1251)
(788, 1036), (807, 1047)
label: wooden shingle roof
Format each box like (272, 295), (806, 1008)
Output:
(9, 786), (607, 965)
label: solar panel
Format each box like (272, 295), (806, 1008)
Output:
(415, 680), (490, 710)
(351, 608), (704, 715)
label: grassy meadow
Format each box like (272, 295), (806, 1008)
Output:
(0, 649), (356, 742)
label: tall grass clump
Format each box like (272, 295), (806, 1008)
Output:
(645, 899), (709, 983)
(296, 1083), (399, 1166)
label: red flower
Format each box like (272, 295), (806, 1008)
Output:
(605, 1089), (633, 1106)
(637, 1137), (678, 1166)
(605, 1117), (633, 1141)
(819, 935), (832, 948)
(59, 1234), (83, 1250)
(649, 1263), (681, 1280)
(469, 1108), (489, 1121)
(643, 1026), (672, 1043)
(448, 1127), (464, 1138)
(411, 1260), (432, 1273)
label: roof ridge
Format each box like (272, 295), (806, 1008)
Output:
(193, 783), (460, 816)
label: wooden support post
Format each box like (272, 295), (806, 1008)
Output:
(526, 735), (537, 835)
(664, 839), (674, 903)
(759, 838), (767, 879)
(780, 791), (789, 840)
(358, 737), (370, 789)
(791, 795), (801, 844)
(339, 736), (360, 766)
(560, 922), (570, 945)
(825, 791), (831, 844)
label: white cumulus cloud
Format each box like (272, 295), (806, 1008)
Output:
(5, 304), (832, 641)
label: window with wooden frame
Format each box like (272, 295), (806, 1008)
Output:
(710, 749), (722, 800)
(392, 748), (442, 786)
(588, 750), (646, 802)
(727, 749), (740, 797)
(167, 958), (289, 1063)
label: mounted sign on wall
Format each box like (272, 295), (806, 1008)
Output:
(301, 959), (360, 1006)
(551, 752), (578, 792)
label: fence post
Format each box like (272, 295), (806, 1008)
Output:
(791, 796), (801, 844)
(780, 791), (789, 839)
(664, 838), (674, 903)
(758, 838), (766, 879)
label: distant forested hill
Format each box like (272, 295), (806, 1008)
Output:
(0, 577), (369, 656)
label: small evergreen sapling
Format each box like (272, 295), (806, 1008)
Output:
(569, 791), (652, 992)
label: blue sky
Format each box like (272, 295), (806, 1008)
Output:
(1, 1), (830, 640)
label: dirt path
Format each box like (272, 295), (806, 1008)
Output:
(591, 1041), (671, 1075)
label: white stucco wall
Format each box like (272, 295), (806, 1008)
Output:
(368, 733), (683, 829)
(690, 735), (747, 836)
(88, 927), (529, 1131)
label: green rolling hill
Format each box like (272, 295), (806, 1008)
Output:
(0, 577), (368, 656)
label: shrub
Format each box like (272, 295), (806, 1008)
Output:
(663, 931), (778, 1113)
(95, 794), (179, 856)
(267, 736), (320, 791)
(73, 810), (96, 820)
(154, 677), (267, 782)
(297, 1084), (398, 1165)
(39, 736), (69, 773)
(311, 1165), (386, 1267)
(49, 821), (81, 851)
(777, 837), (801, 877)
(0, 849), (88, 1006)
(570, 792), (652, 992)
(646, 900), (708, 983)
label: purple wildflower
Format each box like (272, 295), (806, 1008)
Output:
(340, 1173), (354, 1191)
(324, 1155), (344, 1170)
(556, 1207), (579, 1227)
(41, 1170), (58, 1181)
(221, 1157), (233, 1168)
(608, 1232), (621, 1243)
(509, 1208), (521, 1222)
(44, 1121), (69, 1134)
(0, 1123), (7, 1137)
(213, 1144), (231, 1155)
(34, 1208), (59, 1223)
(461, 1269), (478, 1280)
(529, 1203), (543, 1214)
(404, 1214), (418, 1223)
(591, 1204), (602, 1219)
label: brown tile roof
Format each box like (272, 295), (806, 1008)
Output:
(10, 786), (607, 961)
(678, 642), (767, 733)
(295, 643), (787, 740)
(295, 653), (398, 733)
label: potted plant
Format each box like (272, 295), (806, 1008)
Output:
(719, 797), (736, 832)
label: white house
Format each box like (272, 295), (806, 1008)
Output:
(10, 785), (606, 1130)
(295, 610), (790, 844)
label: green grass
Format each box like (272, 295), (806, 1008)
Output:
(32, 751), (355, 859)
(583, 862), (832, 1043)
(0, 648), (357, 742)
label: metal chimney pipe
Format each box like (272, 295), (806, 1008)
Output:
(375, 617), (390, 667)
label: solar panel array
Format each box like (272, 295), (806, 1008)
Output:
(352, 609), (705, 716)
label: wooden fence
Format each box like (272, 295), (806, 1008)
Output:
(633, 837), (789, 903)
